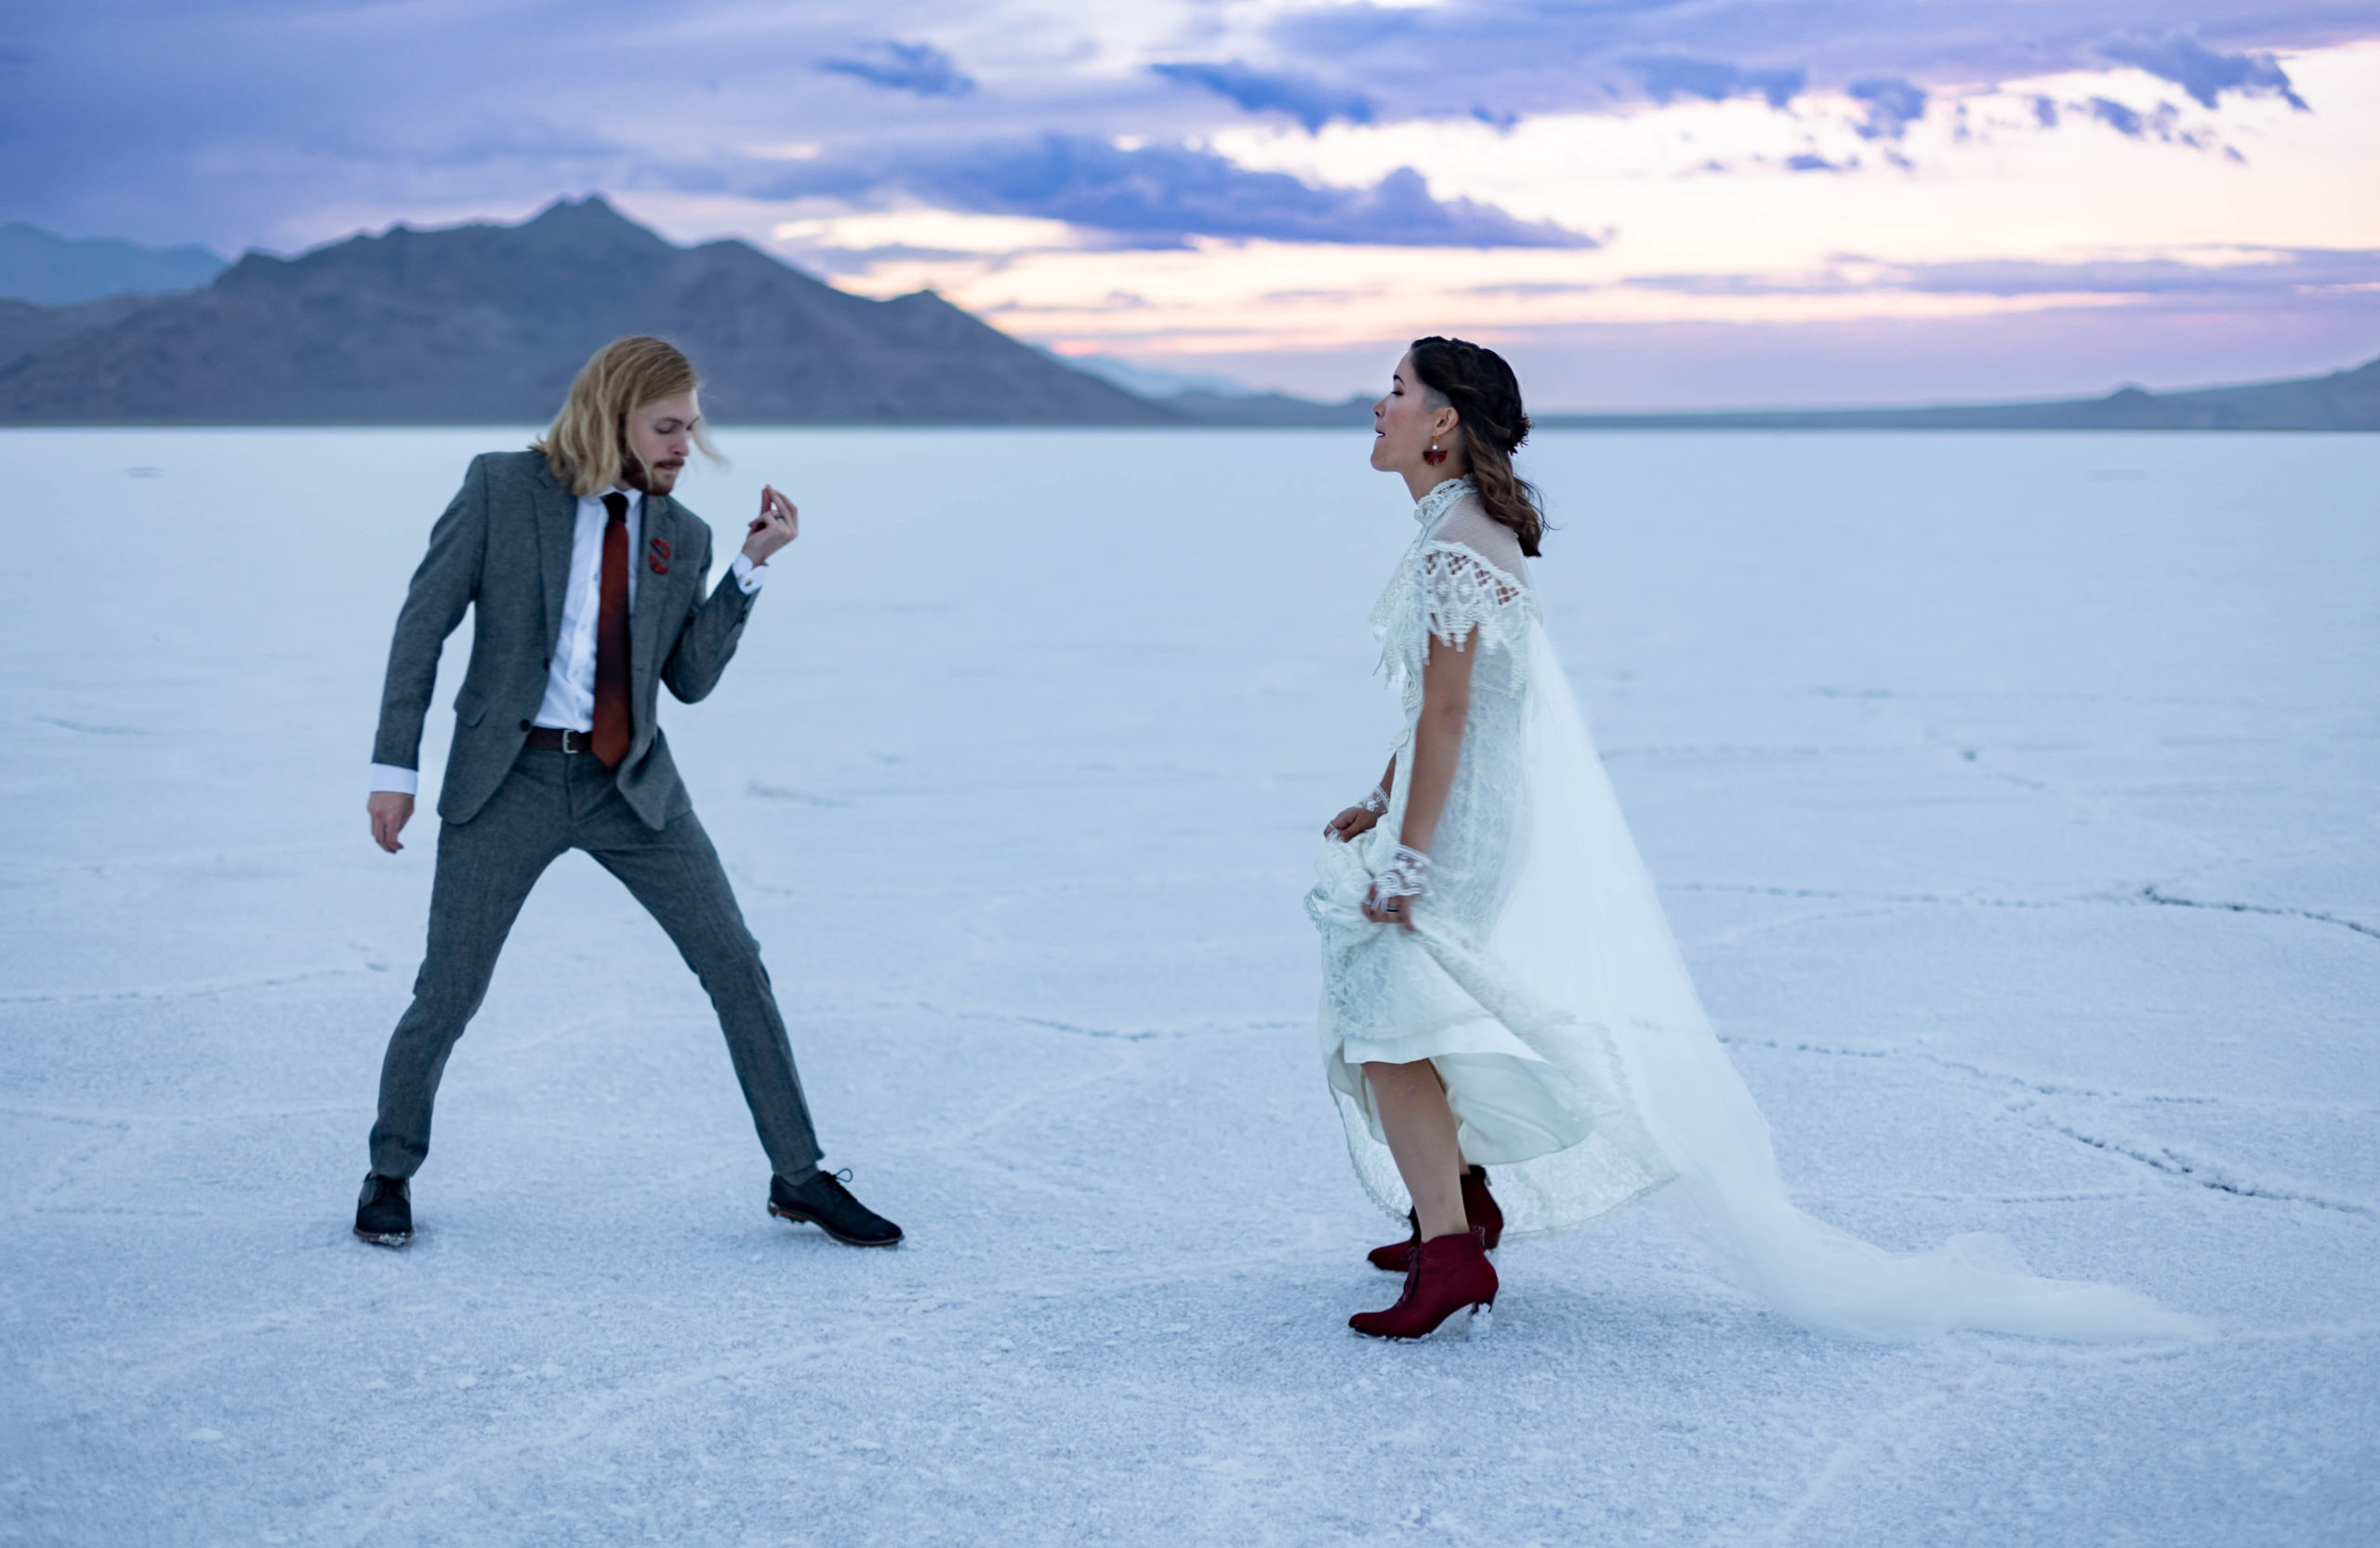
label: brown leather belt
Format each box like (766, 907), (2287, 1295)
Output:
(522, 725), (591, 753)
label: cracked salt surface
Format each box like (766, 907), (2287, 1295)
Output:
(3, 429), (2375, 1545)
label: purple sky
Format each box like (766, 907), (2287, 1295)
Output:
(7, 1), (2376, 406)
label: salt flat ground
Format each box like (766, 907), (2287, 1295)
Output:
(1, 428), (2374, 1546)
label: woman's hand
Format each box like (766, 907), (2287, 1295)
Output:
(743, 485), (799, 566)
(1362, 880), (1416, 931)
(1325, 806), (1381, 841)
(1361, 842), (1431, 931)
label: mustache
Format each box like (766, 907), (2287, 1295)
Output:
(622, 450), (685, 493)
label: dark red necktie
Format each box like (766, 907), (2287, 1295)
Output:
(589, 492), (633, 768)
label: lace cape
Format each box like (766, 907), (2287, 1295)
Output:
(1368, 477), (1535, 699)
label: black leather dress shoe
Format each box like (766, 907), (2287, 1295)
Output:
(354, 1172), (413, 1246)
(768, 1170), (903, 1248)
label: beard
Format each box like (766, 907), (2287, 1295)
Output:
(623, 450), (683, 495)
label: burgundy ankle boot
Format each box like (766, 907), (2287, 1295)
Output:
(1367, 1166), (1503, 1271)
(1349, 1226), (1498, 1340)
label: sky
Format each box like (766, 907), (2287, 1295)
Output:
(7, 1), (2379, 408)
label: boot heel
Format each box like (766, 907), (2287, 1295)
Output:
(1464, 1302), (1494, 1340)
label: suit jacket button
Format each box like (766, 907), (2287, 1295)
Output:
(518, 719), (531, 730)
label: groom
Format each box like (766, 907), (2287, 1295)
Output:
(355, 335), (899, 1250)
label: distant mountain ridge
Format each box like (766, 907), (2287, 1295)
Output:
(1527, 359), (2380, 431)
(0, 198), (1170, 426)
(0, 198), (2372, 429)
(0, 221), (228, 306)
(1170, 362), (2380, 431)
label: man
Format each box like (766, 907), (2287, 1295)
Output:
(356, 335), (899, 1250)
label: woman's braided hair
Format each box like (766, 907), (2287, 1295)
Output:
(1408, 336), (1543, 557)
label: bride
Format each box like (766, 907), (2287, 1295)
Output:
(1310, 336), (2202, 1343)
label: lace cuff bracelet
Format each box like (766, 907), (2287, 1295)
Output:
(1359, 784), (1389, 815)
(1373, 843), (1431, 904)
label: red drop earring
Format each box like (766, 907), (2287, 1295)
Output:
(1423, 443), (1448, 466)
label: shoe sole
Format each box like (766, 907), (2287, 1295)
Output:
(767, 1201), (902, 1248)
(1350, 1303), (1494, 1342)
(353, 1227), (412, 1248)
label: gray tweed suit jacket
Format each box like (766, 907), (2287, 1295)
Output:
(372, 449), (759, 829)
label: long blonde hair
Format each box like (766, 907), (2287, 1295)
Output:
(532, 336), (721, 496)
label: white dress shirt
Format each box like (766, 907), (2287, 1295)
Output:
(370, 487), (765, 795)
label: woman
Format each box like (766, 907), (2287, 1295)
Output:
(1310, 337), (2202, 1343)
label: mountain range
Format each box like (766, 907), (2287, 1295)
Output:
(0, 200), (2372, 430)
(0, 221), (227, 307)
(1146, 366), (2380, 430)
(0, 198), (1166, 426)
(1524, 361), (2380, 432)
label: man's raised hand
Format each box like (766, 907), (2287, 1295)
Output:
(744, 485), (800, 566)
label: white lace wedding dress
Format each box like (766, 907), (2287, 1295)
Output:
(1307, 476), (2202, 1342)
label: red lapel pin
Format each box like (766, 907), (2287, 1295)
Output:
(649, 537), (671, 559)
(648, 556), (670, 574)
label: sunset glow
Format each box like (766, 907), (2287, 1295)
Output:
(7, 2), (2374, 406)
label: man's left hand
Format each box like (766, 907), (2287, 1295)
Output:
(743, 485), (799, 567)
(368, 791), (414, 853)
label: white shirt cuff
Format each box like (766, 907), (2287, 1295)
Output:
(732, 552), (766, 594)
(369, 763), (419, 796)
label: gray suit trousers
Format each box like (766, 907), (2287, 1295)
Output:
(369, 748), (823, 1184)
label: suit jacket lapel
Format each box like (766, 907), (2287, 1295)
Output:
(629, 493), (681, 699)
(532, 463), (577, 656)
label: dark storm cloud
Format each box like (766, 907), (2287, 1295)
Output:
(1148, 60), (1375, 133)
(749, 135), (1596, 249)
(2101, 33), (2308, 110)
(818, 41), (976, 98)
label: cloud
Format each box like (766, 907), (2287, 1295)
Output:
(1149, 60), (1374, 133)
(1626, 248), (2380, 304)
(819, 40), (974, 98)
(1626, 57), (1805, 109)
(1263, 2), (2358, 127)
(2086, 97), (2146, 137)
(1, 0), (2371, 263)
(1468, 281), (1603, 298)
(2102, 33), (2308, 110)
(769, 136), (1596, 249)
(2067, 97), (2230, 152)
(1887, 250), (2380, 299)
(1847, 76), (1927, 139)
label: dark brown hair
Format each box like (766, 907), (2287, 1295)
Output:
(1408, 336), (1543, 557)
